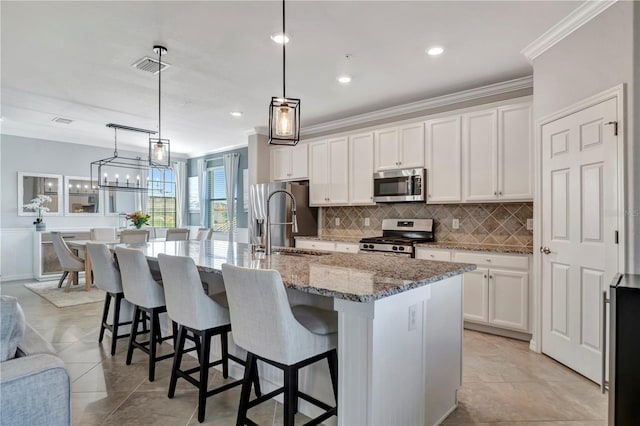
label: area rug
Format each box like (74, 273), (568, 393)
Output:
(24, 280), (105, 308)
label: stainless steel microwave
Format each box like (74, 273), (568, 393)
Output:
(373, 168), (426, 202)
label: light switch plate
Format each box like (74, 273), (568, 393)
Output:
(526, 218), (534, 231)
(335, 217), (340, 226)
(452, 218), (460, 230)
(364, 217), (370, 227)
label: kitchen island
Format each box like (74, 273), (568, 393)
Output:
(134, 240), (475, 425)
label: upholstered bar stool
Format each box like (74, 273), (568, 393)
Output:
(221, 264), (338, 426)
(50, 232), (85, 292)
(115, 247), (175, 381)
(86, 243), (133, 355)
(120, 229), (149, 243)
(158, 254), (260, 423)
(90, 227), (117, 241)
(165, 228), (190, 241)
(195, 228), (212, 241)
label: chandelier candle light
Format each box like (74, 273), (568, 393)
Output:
(268, 0), (301, 145)
(149, 45), (170, 166)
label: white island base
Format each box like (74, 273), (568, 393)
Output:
(335, 275), (463, 426)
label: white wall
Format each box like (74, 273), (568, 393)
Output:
(532, 1), (637, 272)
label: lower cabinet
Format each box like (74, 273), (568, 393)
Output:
(463, 268), (490, 323)
(295, 239), (359, 253)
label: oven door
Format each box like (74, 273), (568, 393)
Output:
(373, 168), (425, 202)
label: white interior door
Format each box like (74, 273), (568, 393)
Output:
(541, 97), (619, 384)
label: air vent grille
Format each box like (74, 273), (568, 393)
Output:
(52, 117), (73, 124)
(132, 57), (171, 74)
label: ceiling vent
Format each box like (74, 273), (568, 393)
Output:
(52, 117), (73, 124)
(132, 56), (171, 74)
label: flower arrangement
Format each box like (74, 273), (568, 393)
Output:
(23, 194), (52, 224)
(126, 211), (151, 229)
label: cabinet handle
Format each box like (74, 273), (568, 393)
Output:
(489, 275), (493, 279)
(484, 274), (487, 279)
(430, 254), (435, 258)
(499, 191), (503, 196)
(486, 259), (492, 262)
(494, 191), (497, 196)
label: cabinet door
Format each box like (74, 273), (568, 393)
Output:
(488, 268), (529, 331)
(463, 110), (498, 201)
(327, 137), (349, 204)
(289, 144), (308, 180)
(463, 268), (489, 323)
(270, 148), (290, 181)
(498, 103), (533, 200)
(374, 127), (399, 171)
(398, 123), (424, 169)
(309, 141), (329, 205)
(349, 132), (375, 205)
(425, 116), (462, 202)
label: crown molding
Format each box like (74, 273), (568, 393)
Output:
(301, 76), (532, 136)
(244, 126), (268, 137)
(188, 142), (248, 159)
(521, 0), (617, 62)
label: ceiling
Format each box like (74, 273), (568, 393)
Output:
(1, 1), (581, 157)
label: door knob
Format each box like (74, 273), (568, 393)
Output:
(540, 246), (551, 255)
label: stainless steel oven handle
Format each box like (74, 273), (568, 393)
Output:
(601, 290), (609, 394)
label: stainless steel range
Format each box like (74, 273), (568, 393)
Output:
(359, 218), (435, 257)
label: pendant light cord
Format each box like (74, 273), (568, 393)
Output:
(282, 0), (286, 98)
(158, 47), (162, 141)
(113, 128), (118, 157)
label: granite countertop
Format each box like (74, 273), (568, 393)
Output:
(295, 235), (533, 254)
(122, 240), (475, 303)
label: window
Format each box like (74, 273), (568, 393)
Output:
(147, 168), (176, 227)
(208, 166), (237, 232)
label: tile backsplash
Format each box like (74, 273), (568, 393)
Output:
(321, 202), (533, 246)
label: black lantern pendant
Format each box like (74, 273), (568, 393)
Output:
(149, 45), (171, 166)
(268, 0), (300, 145)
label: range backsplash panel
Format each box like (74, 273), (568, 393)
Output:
(321, 202), (533, 246)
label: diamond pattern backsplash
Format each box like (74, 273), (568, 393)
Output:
(321, 202), (533, 246)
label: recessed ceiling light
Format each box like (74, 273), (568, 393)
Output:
(337, 75), (352, 84)
(270, 33), (290, 44)
(427, 46), (444, 56)
(230, 111), (243, 117)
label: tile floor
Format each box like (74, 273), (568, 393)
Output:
(1, 280), (607, 426)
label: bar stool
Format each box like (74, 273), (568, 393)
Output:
(221, 264), (338, 426)
(195, 228), (213, 241)
(165, 228), (190, 241)
(120, 229), (149, 243)
(115, 247), (175, 381)
(90, 227), (117, 241)
(158, 254), (260, 423)
(86, 243), (132, 355)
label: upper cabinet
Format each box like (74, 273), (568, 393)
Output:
(425, 116), (462, 203)
(349, 132), (375, 205)
(270, 145), (308, 181)
(374, 123), (424, 171)
(309, 137), (349, 206)
(462, 102), (532, 202)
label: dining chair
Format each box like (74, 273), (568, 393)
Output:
(50, 232), (85, 292)
(86, 243), (133, 355)
(165, 228), (190, 241)
(90, 227), (117, 241)
(120, 229), (149, 243)
(221, 264), (338, 426)
(195, 228), (212, 241)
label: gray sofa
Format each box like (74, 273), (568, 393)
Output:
(0, 296), (71, 426)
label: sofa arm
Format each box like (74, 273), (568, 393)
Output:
(0, 354), (71, 426)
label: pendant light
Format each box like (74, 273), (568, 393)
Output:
(91, 123), (157, 192)
(268, 0), (300, 145)
(149, 45), (171, 166)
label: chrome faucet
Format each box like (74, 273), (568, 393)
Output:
(265, 189), (298, 255)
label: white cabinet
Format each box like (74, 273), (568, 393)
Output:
(309, 138), (349, 206)
(349, 132), (375, 205)
(415, 247), (451, 262)
(463, 268), (490, 323)
(462, 103), (532, 202)
(270, 145), (308, 181)
(498, 103), (533, 200)
(425, 116), (462, 203)
(488, 268), (529, 331)
(296, 239), (359, 253)
(374, 123), (424, 171)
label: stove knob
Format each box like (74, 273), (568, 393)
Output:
(392, 246), (398, 251)
(369, 244), (374, 249)
(399, 246), (405, 251)
(365, 244), (371, 249)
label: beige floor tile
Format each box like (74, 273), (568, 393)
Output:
(71, 391), (132, 426)
(101, 389), (198, 426)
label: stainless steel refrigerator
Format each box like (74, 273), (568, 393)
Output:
(248, 181), (318, 248)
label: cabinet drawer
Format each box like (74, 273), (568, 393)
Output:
(453, 251), (528, 270)
(296, 240), (336, 252)
(335, 243), (359, 253)
(415, 248), (451, 262)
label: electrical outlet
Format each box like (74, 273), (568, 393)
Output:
(408, 304), (418, 331)
(335, 217), (340, 226)
(364, 217), (370, 227)
(527, 218), (534, 231)
(452, 218), (460, 230)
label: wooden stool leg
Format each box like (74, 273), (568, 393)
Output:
(283, 365), (298, 426)
(126, 306), (141, 365)
(168, 325), (186, 399)
(197, 330), (211, 422)
(221, 331), (229, 379)
(99, 293), (111, 343)
(236, 352), (255, 426)
(148, 309), (158, 382)
(57, 271), (69, 288)
(110, 294), (122, 356)
(328, 349), (338, 402)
